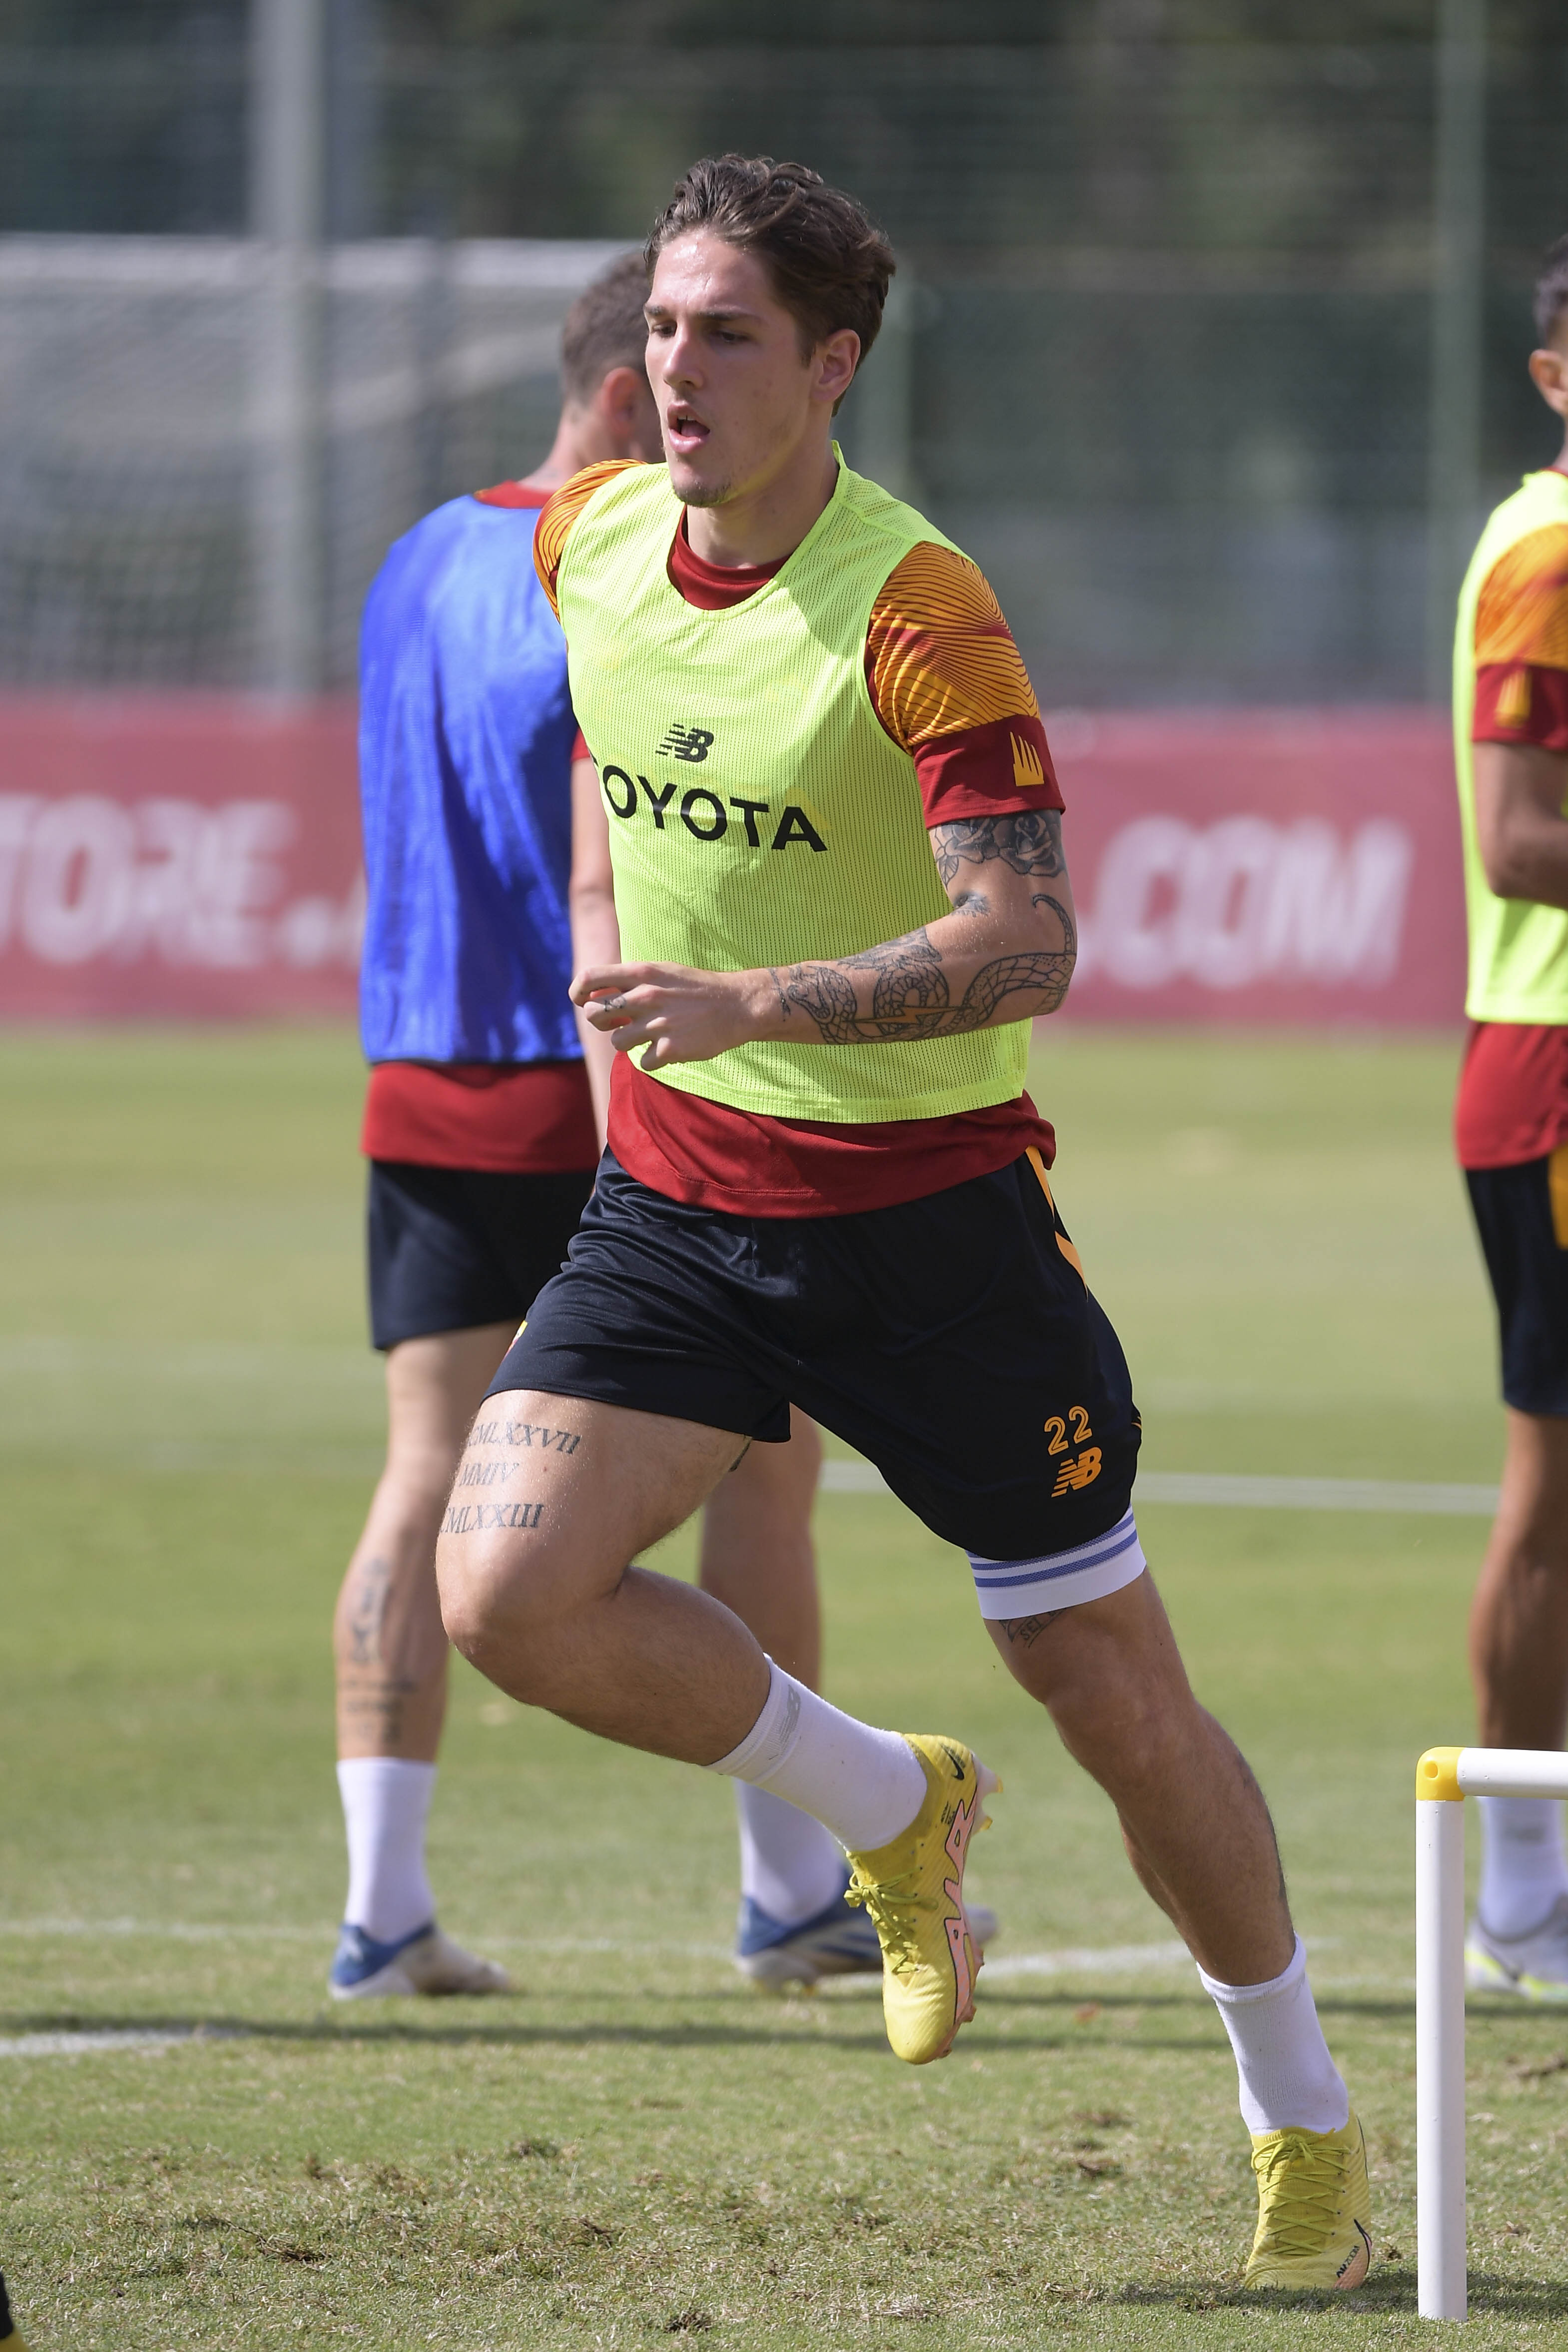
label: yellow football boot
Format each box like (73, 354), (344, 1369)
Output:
(843, 1734), (1000, 2065)
(1243, 2111), (1372, 2291)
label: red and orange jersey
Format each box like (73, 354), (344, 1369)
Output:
(1473, 517), (1568, 751)
(532, 460), (635, 604)
(864, 541), (1056, 816)
(533, 465), (1060, 824)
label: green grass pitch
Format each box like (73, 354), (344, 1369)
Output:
(4, 1025), (1568, 2348)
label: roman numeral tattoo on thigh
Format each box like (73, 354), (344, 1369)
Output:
(469, 1420), (581, 1454)
(441, 1500), (545, 1537)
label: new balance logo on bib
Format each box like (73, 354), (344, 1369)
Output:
(656, 724), (715, 762)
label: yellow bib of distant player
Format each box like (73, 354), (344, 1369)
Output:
(1455, 468), (1568, 1023)
(557, 455), (1031, 1124)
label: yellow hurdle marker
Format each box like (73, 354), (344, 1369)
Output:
(1416, 1745), (1568, 2321)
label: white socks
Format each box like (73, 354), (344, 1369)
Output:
(734, 1783), (849, 1927)
(339, 1674), (918, 1950)
(1478, 1795), (1568, 1938)
(1199, 1935), (1349, 2136)
(710, 1662), (928, 1854)
(337, 1757), (437, 1945)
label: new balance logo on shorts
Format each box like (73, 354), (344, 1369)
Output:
(1051, 1447), (1102, 1497)
(656, 724), (715, 762)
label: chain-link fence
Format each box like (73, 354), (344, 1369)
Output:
(2, 21), (1565, 702)
(0, 236), (624, 688)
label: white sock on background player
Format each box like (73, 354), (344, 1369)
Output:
(1199, 1935), (1349, 2135)
(337, 1757), (437, 1944)
(733, 1783), (848, 1926)
(1477, 1795), (1568, 1937)
(709, 1661), (927, 1853)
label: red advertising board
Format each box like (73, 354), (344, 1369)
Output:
(1052, 707), (1466, 1025)
(0, 694), (363, 1020)
(0, 696), (1466, 1027)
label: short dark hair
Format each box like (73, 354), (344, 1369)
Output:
(560, 252), (650, 406)
(645, 155), (895, 380)
(1535, 235), (1568, 346)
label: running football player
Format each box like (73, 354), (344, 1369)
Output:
(333, 252), (880, 2000)
(1455, 234), (1568, 2003)
(435, 158), (1368, 2289)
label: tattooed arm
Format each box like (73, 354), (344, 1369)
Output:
(767, 811), (1075, 1045)
(570, 808), (1076, 1066)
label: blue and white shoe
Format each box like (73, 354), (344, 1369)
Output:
(734, 1870), (999, 1989)
(328, 1920), (511, 2000)
(1466, 1897), (1568, 2004)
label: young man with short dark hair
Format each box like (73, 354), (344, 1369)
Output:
(437, 157), (1367, 2289)
(332, 250), (876, 2002)
(1454, 234), (1568, 2002)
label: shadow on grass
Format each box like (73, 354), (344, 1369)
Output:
(1117, 2268), (1568, 2318)
(981, 1986), (1424, 2022)
(15, 1983), (1552, 2056)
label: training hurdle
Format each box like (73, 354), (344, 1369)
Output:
(1416, 1745), (1568, 2321)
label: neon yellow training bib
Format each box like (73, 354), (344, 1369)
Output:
(557, 455), (1032, 1124)
(1455, 468), (1568, 1024)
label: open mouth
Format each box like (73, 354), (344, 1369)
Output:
(666, 405), (711, 453)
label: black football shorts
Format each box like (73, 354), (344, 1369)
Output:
(367, 1161), (596, 1352)
(1467, 1148), (1568, 1415)
(486, 1147), (1143, 1584)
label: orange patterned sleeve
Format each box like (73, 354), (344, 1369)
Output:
(1473, 521), (1568, 751)
(866, 543), (1062, 821)
(532, 460), (643, 618)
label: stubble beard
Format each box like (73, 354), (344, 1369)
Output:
(676, 477), (733, 509)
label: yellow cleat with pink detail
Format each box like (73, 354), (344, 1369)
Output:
(844, 1734), (1000, 2065)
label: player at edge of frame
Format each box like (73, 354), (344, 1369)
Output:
(1452, 231), (1568, 2009)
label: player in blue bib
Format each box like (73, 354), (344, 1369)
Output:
(331, 255), (896, 1999)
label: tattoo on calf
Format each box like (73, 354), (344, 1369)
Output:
(931, 810), (1065, 888)
(345, 1555), (392, 1667)
(341, 1679), (418, 1743)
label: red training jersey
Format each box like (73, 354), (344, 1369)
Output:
(1457, 469), (1568, 1170)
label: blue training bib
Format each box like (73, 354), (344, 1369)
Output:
(357, 492), (583, 1065)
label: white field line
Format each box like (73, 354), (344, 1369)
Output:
(982, 1939), (1191, 1979)
(0, 1919), (322, 1940)
(818, 1461), (1500, 1515)
(0, 2026), (244, 2058)
(0, 1922), (1205, 1981)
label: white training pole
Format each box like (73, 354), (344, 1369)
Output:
(1416, 1780), (1468, 2321)
(1457, 1748), (1568, 1800)
(1415, 1747), (1568, 2322)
